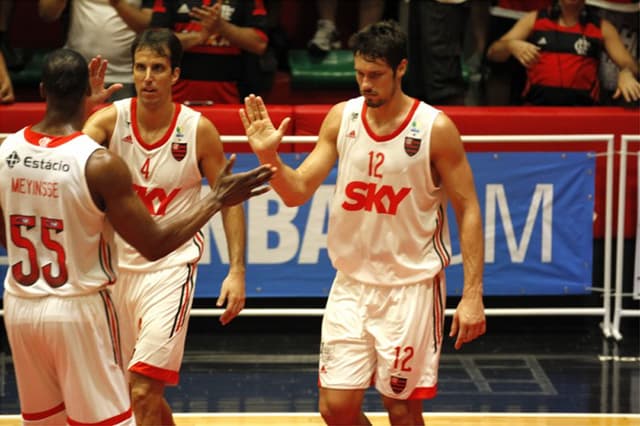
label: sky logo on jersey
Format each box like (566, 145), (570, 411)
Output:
(404, 137), (421, 157)
(172, 142), (187, 161)
(5, 151), (20, 168)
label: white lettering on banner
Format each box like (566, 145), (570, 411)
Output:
(248, 191), (300, 263)
(485, 184), (553, 263)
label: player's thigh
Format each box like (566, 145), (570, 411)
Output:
(319, 273), (376, 389)
(59, 291), (131, 423)
(3, 294), (64, 419)
(371, 275), (445, 400)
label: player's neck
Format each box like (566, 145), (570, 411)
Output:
(136, 99), (175, 130)
(365, 93), (414, 130)
(34, 110), (84, 136)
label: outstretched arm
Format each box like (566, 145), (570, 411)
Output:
(197, 116), (247, 325)
(87, 149), (274, 261)
(239, 94), (339, 206)
(430, 113), (486, 350)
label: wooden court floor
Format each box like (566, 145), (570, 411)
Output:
(2, 413), (638, 426)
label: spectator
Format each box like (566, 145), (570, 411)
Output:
(401, 0), (471, 105)
(150, 0), (269, 104)
(0, 0), (13, 103)
(0, 50), (13, 103)
(486, 0), (640, 105)
(587, 0), (639, 105)
(38, 0), (153, 101)
(307, 0), (385, 56)
(484, 0), (553, 105)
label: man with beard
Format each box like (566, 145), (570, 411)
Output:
(239, 20), (486, 426)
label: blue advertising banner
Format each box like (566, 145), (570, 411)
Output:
(0, 152), (594, 298)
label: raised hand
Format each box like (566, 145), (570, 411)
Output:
(190, 1), (223, 36)
(239, 94), (291, 155)
(87, 55), (123, 107)
(211, 154), (275, 206)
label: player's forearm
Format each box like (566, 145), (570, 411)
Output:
(458, 205), (484, 299)
(221, 204), (246, 272)
(142, 193), (223, 260)
(255, 151), (310, 207)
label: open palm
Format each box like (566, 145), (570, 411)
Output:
(239, 94), (290, 154)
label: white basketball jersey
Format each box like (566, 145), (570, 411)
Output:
(0, 127), (118, 298)
(110, 98), (205, 271)
(327, 97), (452, 285)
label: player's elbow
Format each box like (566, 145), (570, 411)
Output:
(135, 244), (168, 262)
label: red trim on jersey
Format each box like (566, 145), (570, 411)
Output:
(362, 98), (420, 142)
(408, 384), (437, 400)
(434, 205), (451, 268)
(130, 98), (182, 150)
(24, 126), (83, 148)
(193, 230), (205, 263)
(151, 0), (166, 13)
(130, 361), (179, 385)
(253, 0), (267, 15)
(100, 290), (123, 368)
(99, 234), (117, 284)
(22, 402), (65, 421)
(67, 408), (133, 425)
(172, 262), (196, 336)
(433, 274), (443, 346)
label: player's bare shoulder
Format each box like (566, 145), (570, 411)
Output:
(318, 101), (347, 144)
(195, 113), (223, 159)
(430, 111), (464, 160)
(84, 104), (118, 146)
(85, 147), (133, 210)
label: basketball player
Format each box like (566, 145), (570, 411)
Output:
(0, 48), (273, 425)
(240, 20), (486, 425)
(82, 28), (249, 424)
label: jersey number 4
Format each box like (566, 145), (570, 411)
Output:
(9, 214), (68, 287)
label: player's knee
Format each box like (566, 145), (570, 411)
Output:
(382, 397), (423, 426)
(319, 392), (360, 425)
(130, 378), (163, 412)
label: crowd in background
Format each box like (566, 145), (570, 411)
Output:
(0, 0), (638, 107)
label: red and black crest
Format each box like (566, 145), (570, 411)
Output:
(390, 375), (407, 394)
(404, 137), (421, 157)
(171, 142), (187, 161)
